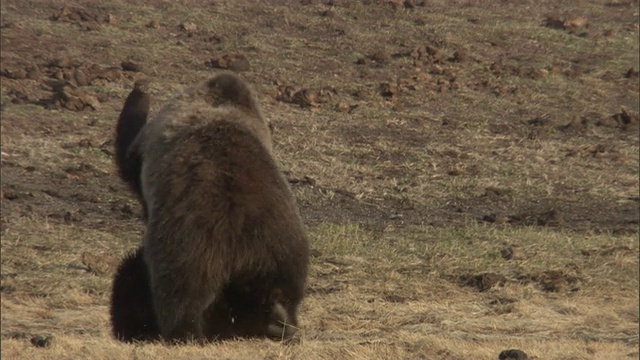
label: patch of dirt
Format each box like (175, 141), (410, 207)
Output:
(274, 82), (337, 108)
(51, 5), (114, 25)
(580, 245), (635, 257)
(544, 14), (589, 33)
(2, 56), (142, 111)
(454, 270), (581, 294)
(205, 54), (251, 72)
(516, 270), (581, 293)
(1, 164), (143, 232)
(458, 273), (507, 292)
(464, 194), (639, 235)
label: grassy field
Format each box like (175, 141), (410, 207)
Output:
(1, 0), (638, 359)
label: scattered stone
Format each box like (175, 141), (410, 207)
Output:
(467, 17), (482, 25)
(403, 0), (417, 9)
(593, 108), (638, 130)
(1, 21), (25, 30)
(441, 118), (459, 127)
(50, 56), (76, 69)
(559, 115), (590, 132)
(180, 21), (197, 34)
(147, 20), (161, 29)
(3, 68), (27, 80)
(625, 67), (639, 78)
(499, 349), (529, 360)
(335, 101), (350, 113)
(447, 167), (465, 176)
(321, 9), (335, 17)
(369, 49), (390, 64)
(410, 44), (445, 65)
(505, 208), (565, 227)
(287, 175), (316, 186)
(121, 61), (143, 72)
(386, 0), (404, 10)
(294, 89), (320, 107)
(530, 67), (549, 79)
(30, 334), (53, 348)
(563, 15), (589, 30)
(81, 251), (119, 276)
(517, 270), (579, 292)
(484, 187), (510, 198)
(292, 88), (335, 107)
(489, 60), (522, 77)
(26, 66), (41, 80)
(527, 116), (551, 126)
(92, 67), (122, 84)
(594, 115), (618, 129)
(612, 107), (638, 127)
(71, 69), (88, 86)
(356, 57), (372, 66)
(78, 139), (93, 148)
(380, 82), (398, 97)
(63, 211), (82, 223)
(275, 84), (297, 103)
(461, 273), (506, 292)
(450, 48), (468, 63)
(51, 5), (107, 23)
(309, 249), (322, 258)
(206, 54), (250, 72)
(500, 246), (525, 261)
(120, 204), (134, 215)
(544, 16), (564, 29)
(51, 82), (100, 111)
(545, 14), (588, 31)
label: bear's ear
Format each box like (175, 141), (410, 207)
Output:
(205, 72), (261, 116)
(115, 79), (151, 201)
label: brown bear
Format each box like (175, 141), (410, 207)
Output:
(111, 72), (308, 344)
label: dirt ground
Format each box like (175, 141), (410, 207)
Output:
(1, 1), (638, 359)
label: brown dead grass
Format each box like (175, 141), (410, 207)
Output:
(2, 222), (637, 359)
(1, 0), (638, 359)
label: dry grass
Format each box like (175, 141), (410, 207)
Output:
(1, 0), (638, 359)
(1, 223), (638, 359)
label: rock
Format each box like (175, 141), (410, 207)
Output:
(121, 61), (143, 72)
(206, 54), (250, 72)
(30, 335), (53, 348)
(335, 101), (350, 113)
(499, 349), (528, 360)
(625, 68), (639, 78)
(380, 82), (398, 97)
(180, 22), (197, 33)
(462, 273), (506, 292)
